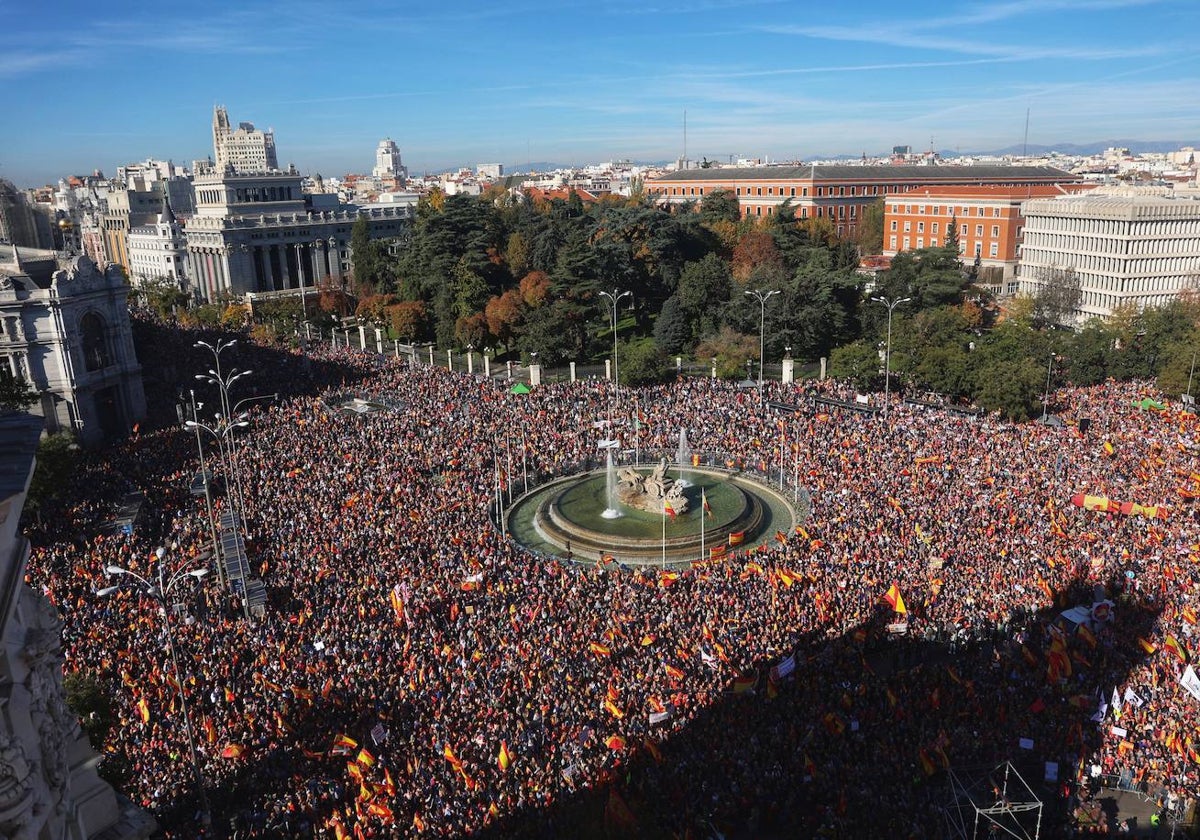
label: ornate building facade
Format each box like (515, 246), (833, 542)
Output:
(185, 170), (410, 302)
(212, 107), (278, 174)
(127, 200), (188, 289)
(0, 247), (146, 446)
(0, 410), (154, 840)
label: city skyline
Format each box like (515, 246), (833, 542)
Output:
(3, 0), (1197, 187)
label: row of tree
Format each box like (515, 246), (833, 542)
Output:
(126, 186), (1200, 421)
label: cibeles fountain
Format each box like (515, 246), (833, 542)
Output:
(506, 443), (800, 568)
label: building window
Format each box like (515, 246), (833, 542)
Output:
(890, 235), (898, 248)
(839, 187), (845, 196)
(991, 225), (999, 237)
(932, 222), (939, 234)
(802, 188), (808, 197)
(790, 187), (796, 197)
(903, 221), (911, 232)
(80, 312), (111, 372)
(975, 225), (983, 236)
(917, 237), (924, 248)
(890, 220), (898, 231)
(903, 237), (911, 249)
(917, 222), (925, 233)
(989, 242), (999, 257)
(961, 224), (967, 235)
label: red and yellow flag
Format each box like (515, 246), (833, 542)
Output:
(136, 696), (150, 724)
(605, 735), (627, 751)
(702, 490), (713, 518)
(1164, 635), (1188, 662)
(884, 583), (907, 614)
(220, 743), (246, 759)
(663, 498), (677, 518)
(1137, 637), (1157, 655)
(589, 641), (612, 657)
(498, 741), (512, 772)
(728, 531), (745, 546)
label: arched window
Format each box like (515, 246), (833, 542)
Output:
(80, 312), (111, 372)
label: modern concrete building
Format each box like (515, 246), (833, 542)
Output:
(212, 106), (278, 174)
(127, 199), (188, 289)
(648, 164), (1080, 240)
(1017, 186), (1200, 322)
(0, 410), (155, 840)
(184, 170), (410, 302)
(0, 247), (146, 445)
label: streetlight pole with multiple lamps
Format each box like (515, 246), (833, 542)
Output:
(870, 295), (911, 418)
(744, 288), (779, 400)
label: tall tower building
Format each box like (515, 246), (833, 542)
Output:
(372, 138), (407, 183)
(211, 106), (279, 173)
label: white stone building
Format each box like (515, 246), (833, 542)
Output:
(372, 138), (407, 183)
(0, 247), (146, 445)
(127, 200), (188, 288)
(1017, 186), (1200, 322)
(185, 170), (410, 302)
(212, 106), (279, 174)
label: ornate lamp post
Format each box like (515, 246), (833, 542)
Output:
(870, 295), (911, 418)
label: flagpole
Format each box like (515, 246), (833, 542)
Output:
(662, 502), (666, 569)
(700, 490), (706, 564)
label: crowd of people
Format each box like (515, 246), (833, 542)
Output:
(25, 336), (1200, 838)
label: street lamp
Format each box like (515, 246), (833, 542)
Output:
(598, 289), (632, 392)
(98, 546), (211, 829)
(1041, 352), (1057, 422)
(187, 391), (224, 589)
(870, 295), (911, 418)
(744, 289), (779, 399)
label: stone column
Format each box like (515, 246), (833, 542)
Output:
(484, 355), (491, 377)
(447, 349), (453, 371)
(467, 351), (474, 375)
(819, 357), (827, 380)
(569, 361), (576, 382)
(259, 246), (273, 291)
(605, 359), (612, 380)
(529, 363), (542, 387)
(280, 243), (293, 288)
(782, 354), (795, 384)
(375, 328), (383, 354)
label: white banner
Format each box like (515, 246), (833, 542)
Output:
(649, 710), (672, 726)
(1180, 665), (1200, 702)
(1123, 687), (1145, 708)
(771, 654), (796, 682)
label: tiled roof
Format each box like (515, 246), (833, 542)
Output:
(649, 164), (1074, 183)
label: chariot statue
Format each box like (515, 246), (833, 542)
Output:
(616, 458), (690, 515)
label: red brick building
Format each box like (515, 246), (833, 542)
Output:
(882, 183), (1095, 291)
(647, 164), (1079, 241)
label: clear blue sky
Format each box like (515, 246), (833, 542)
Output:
(3, 0), (1196, 187)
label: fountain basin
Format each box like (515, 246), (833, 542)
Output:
(506, 466), (799, 567)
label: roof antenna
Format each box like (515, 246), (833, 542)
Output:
(1023, 107), (1031, 158)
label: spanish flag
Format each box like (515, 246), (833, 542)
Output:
(1137, 636), (1157, 655)
(732, 673), (757, 693)
(1164, 635), (1188, 663)
(604, 698), (625, 719)
(443, 743), (462, 768)
(702, 490), (713, 518)
(691, 453), (701, 467)
(775, 530), (787, 544)
(589, 641), (612, 657)
(664, 663), (685, 680)
(389, 585), (404, 624)
(412, 812), (426, 832)
(136, 696), (150, 724)
(605, 735), (627, 751)
(729, 531), (745, 546)
(1076, 623), (1098, 649)
(640, 633), (656, 646)
(203, 716), (217, 744)
(884, 583), (907, 614)
(663, 498), (677, 518)
(1183, 606), (1198, 625)
(498, 741), (512, 772)
(709, 544), (727, 559)
(332, 733), (358, 751)
(220, 744), (246, 759)
(356, 748), (376, 768)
